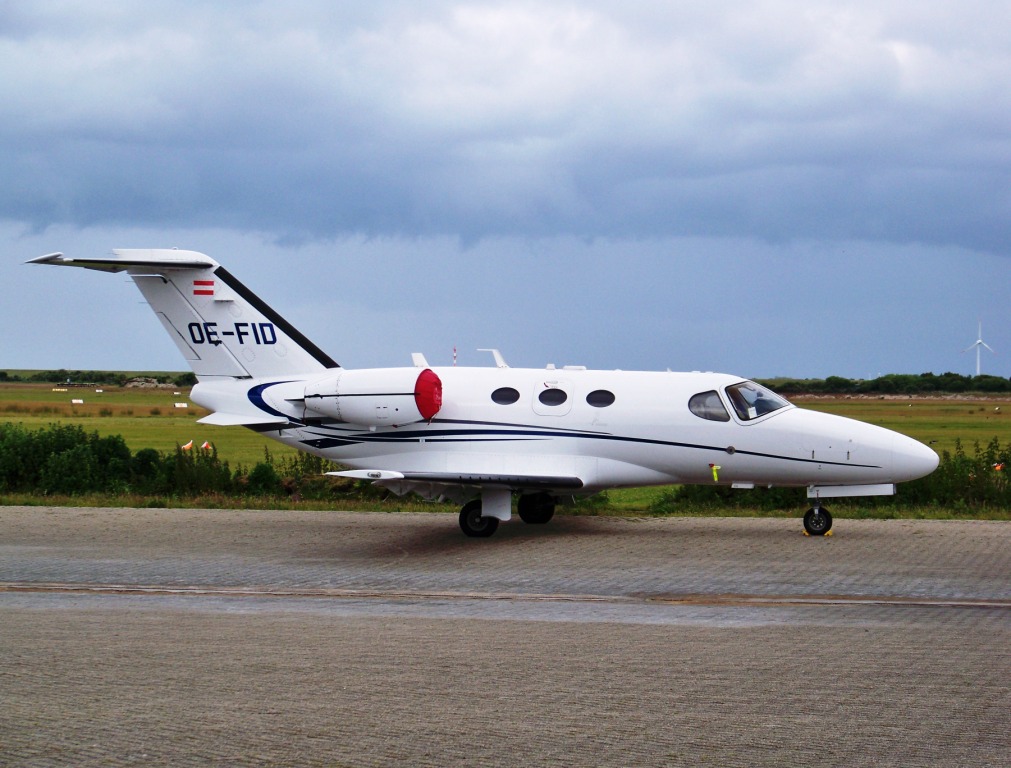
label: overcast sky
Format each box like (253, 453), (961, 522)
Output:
(3, 1), (1009, 379)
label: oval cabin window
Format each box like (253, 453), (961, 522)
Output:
(586, 389), (615, 408)
(491, 387), (520, 405)
(538, 388), (568, 406)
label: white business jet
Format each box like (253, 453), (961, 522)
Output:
(30, 250), (938, 537)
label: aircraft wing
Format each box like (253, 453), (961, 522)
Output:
(198, 412), (290, 427)
(330, 469), (584, 492)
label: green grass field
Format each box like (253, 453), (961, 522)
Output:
(3, 380), (1010, 513)
(794, 395), (1011, 455)
(0, 382), (289, 468)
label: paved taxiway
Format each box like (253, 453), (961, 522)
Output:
(1, 507), (1009, 766)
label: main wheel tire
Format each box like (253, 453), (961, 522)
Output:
(517, 492), (555, 525)
(459, 500), (499, 538)
(803, 507), (833, 536)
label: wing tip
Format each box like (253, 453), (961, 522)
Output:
(26, 252), (65, 265)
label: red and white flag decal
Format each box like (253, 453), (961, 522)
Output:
(193, 280), (214, 296)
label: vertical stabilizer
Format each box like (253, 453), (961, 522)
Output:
(28, 250), (338, 379)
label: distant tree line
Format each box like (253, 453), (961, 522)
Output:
(0, 370), (198, 387)
(2, 370), (1007, 394)
(759, 372), (1011, 395)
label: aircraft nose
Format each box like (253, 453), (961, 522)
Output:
(891, 434), (939, 482)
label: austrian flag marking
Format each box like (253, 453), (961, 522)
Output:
(193, 280), (214, 296)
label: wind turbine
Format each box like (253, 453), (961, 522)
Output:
(963, 321), (995, 377)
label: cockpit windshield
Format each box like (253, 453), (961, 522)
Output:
(724, 381), (790, 421)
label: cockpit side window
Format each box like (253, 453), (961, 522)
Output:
(725, 381), (790, 421)
(689, 390), (731, 422)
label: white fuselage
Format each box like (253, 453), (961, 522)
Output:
(32, 249), (941, 535)
(192, 367), (939, 494)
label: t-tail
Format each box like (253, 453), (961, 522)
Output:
(28, 250), (338, 380)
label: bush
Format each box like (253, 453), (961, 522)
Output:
(901, 438), (1010, 509)
(246, 462), (283, 496)
(649, 484), (805, 515)
(162, 445), (234, 495)
(0, 424), (235, 496)
(131, 448), (163, 493)
(40, 442), (98, 494)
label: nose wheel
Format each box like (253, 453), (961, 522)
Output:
(803, 505), (833, 536)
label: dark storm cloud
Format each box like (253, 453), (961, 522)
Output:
(2, 1), (1010, 250)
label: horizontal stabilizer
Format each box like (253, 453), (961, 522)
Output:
(27, 250), (217, 272)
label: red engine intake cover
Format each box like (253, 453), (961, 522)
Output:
(414, 368), (443, 420)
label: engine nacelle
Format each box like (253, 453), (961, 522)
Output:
(303, 368), (442, 426)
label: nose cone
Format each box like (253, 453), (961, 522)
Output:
(891, 433), (939, 482)
(768, 407), (939, 486)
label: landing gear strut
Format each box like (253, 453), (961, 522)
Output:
(803, 504), (833, 536)
(459, 499), (498, 538)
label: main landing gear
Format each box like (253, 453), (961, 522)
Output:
(803, 503), (833, 536)
(459, 499), (498, 538)
(517, 492), (555, 525)
(458, 492), (558, 537)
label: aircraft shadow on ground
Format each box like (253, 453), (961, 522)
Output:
(293, 515), (623, 560)
(290, 514), (815, 561)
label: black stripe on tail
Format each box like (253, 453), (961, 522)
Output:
(214, 266), (339, 369)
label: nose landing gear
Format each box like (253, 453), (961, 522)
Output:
(803, 504), (833, 536)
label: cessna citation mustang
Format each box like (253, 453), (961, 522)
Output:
(30, 250), (938, 537)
